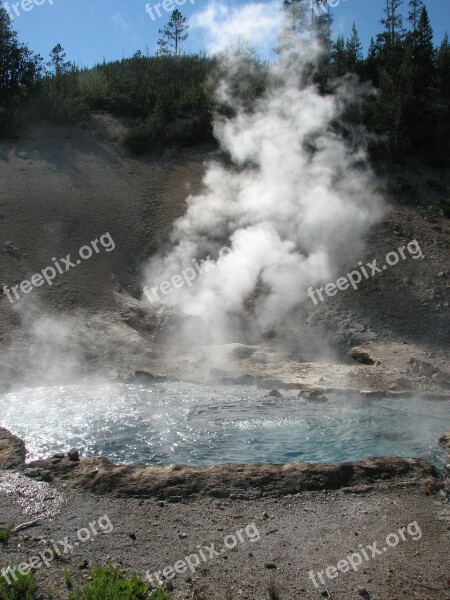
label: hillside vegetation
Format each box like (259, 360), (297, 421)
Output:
(0, 0), (449, 168)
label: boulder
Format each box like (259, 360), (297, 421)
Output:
(229, 344), (258, 360)
(299, 389), (329, 402)
(431, 371), (449, 387)
(267, 390), (283, 398)
(0, 428), (25, 469)
(359, 390), (386, 399)
(350, 349), (375, 365)
(23, 468), (43, 478)
(68, 448), (80, 462)
(134, 371), (156, 383)
(438, 430), (450, 453)
(391, 377), (414, 390)
(408, 358), (439, 377)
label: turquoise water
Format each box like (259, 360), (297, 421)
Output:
(0, 381), (447, 466)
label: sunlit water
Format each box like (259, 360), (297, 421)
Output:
(0, 382), (448, 466)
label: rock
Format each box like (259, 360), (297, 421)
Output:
(262, 511), (270, 519)
(23, 468), (42, 479)
(299, 389), (329, 402)
(432, 371), (449, 385)
(267, 390), (282, 398)
(265, 563), (277, 569)
(408, 357), (438, 377)
(68, 448), (80, 462)
(438, 430), (450, 452)
(79, 560), (89, 570)
(0, 428), (26, 469)
(419, 361), (438, 377)
(349, 332), (377, 346)
(350, 349), (375, 365)
(357, 587), (370, 598)
(178, 533), (187, 539)
(53, 453), (65, 459)
(391, 377), (414, 390)
(134, 371), (156, 383)
(39, 470), (54, 482)
(229, 344), (258, 359)
(359, 390), (387, 399)
(129, 533), (137, 540)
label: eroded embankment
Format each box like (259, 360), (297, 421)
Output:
(1, 427), (445, 501)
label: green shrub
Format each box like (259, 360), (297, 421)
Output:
(64, 569), (73, 590)
(0, 528), (10, 544)
(0, 570), (37, 599)
(122, 113), (168, 155)
(68, 566), (168, 600)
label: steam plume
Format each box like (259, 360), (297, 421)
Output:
(144, 2), (384, 344)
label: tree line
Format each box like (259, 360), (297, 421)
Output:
(0, 0), (449, 165)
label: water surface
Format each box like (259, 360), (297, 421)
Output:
(0, 381), (447, 466)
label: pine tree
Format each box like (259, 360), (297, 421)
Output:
(283, 0), (309, 36)
(346, 22), (363, 73)
(404, 6), (437, 154)
(48, 44), (70, 77)
(0, 4), (41, 134)
(436, 33), (450, 162)
(437, 32), (450, 98)
(312, 8), (333, 88)
(48, 44), (72, 96)
(408, 0), (424, 35)
(365, 37), (380, 85)
(330, 35), (347, 78)
(378, 0), (405, 66)
(416, 6), (434, 65)
(157, 10), (189, 56)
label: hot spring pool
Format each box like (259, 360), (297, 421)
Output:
(0, 381), (447, 466)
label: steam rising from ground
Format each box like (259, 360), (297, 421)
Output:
(144, 4), (384, 344)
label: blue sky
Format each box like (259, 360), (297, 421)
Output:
(3, 0), (449, 68)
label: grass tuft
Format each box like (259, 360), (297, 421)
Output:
(268, 580), (281, 600)
(68, 565), (170, 600)
(0, 570), (38, 599)
(0, 527), (10, 544)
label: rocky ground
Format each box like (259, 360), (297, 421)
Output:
(0, 429), (450, 600)
(0, 115), (449, 598)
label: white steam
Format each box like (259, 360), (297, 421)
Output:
(144, 3), (384, 344)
